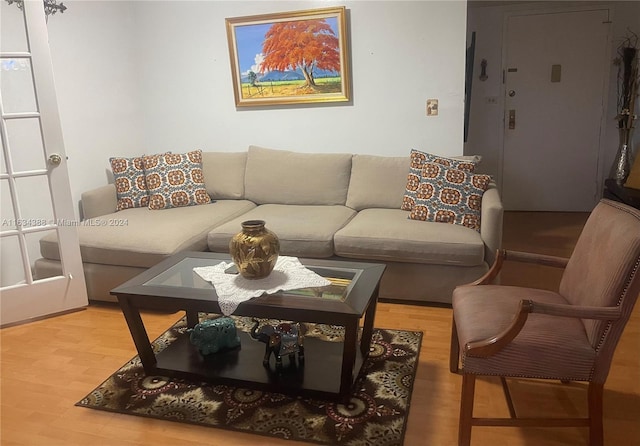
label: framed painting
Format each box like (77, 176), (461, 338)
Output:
(225, 6), (351, 107)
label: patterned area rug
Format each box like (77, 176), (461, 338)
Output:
(76, 315), (423, 445)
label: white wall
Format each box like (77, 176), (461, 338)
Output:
(133, 1), (467, 156)
(465, 1), (640, 188)
(45, 1), (468, 216)
(47, 0), (144, 216)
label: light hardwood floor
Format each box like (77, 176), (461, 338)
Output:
(2, 212), (639, 446)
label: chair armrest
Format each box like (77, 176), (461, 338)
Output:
(465, 299), (533, 357)
(480, 183), (504, 266)
(464, 249), (569, 286)
(503, 250), (569, 268)
(81, 184), (117, 219)
(464, 299), (621, 358)
(468, 249), (504, 285)
(529, 300), (621, 320)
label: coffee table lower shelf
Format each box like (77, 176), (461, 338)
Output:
(152, 330), (366, 401)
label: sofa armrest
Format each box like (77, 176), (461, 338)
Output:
(81, 184), (117, 219)
(480, 183), (504, 266)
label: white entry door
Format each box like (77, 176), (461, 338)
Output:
(501, 8), (610, 211)
(1, 0), (87, 326)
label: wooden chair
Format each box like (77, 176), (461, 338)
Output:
(449, 199), (640, 446)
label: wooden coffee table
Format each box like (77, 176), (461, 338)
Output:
(111, 251), (385, 401)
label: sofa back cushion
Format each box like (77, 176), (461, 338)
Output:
(346, 155), (409, 210)
(244, 145), (352, 205)
(202, 152), (247, 199)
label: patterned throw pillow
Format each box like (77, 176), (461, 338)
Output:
(110, 156), (149, 211)
(401, 149), (479, 211)
(143, 150), (212, 210)
(408, 162), (491, 231)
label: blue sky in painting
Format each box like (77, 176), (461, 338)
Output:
(234, 17), (338, 76)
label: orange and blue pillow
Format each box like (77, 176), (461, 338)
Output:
(408, 162), (491, 231)
(401, 149), (479, 211)
(110, 155), (149, 211)
(143, 150), (211, 210)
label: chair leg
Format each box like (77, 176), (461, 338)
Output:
(459, 373), (476, 446)
(588, 382), (604, 446)
(450, 319), (460, 373)
(500, 377), (517, 418)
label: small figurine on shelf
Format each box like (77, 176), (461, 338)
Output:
(188, 317), (241, 356)
(250, 318), (305, 370)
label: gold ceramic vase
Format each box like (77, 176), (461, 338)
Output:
(229, 220), (280, 279)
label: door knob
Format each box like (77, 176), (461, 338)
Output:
(508, 90), (516, 97)
(48, 153), (62, 166)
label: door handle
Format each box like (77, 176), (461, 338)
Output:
(48, 153), (62, 166)
(508, 110), (516, 129)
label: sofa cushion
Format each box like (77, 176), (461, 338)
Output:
(40, 200), (256, 268)
(402, 149), (481, 211)
(143, 150), (211, 210)
(109, 155), (150, 211)
(208, 204), (356, 258)
(244, 145), (352, 205)
(202, 151), (247, 199)
(346, 155), (409, 211)
(408, 162), (492, 231)
(81, 184), (118, 219)
(334, 208), (485, 266)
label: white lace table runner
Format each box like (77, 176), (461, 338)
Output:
(193, 256), (331, 316)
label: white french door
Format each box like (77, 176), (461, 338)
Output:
(1, 0), (87, 326)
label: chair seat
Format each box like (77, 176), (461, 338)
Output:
(453, 285), (596, 381)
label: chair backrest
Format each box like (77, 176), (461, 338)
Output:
(559, 199), (640, 382)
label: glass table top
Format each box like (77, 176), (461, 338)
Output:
(143, 256), (361, 302)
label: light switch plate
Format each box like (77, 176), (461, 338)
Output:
(427, 99), (438, 116)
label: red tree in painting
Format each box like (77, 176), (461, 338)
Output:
(259, 19), (340, 88)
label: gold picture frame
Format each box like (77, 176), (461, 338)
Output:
(225, 6), (351, 107)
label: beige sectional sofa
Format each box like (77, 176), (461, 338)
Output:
(34, 145), (504, 305)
